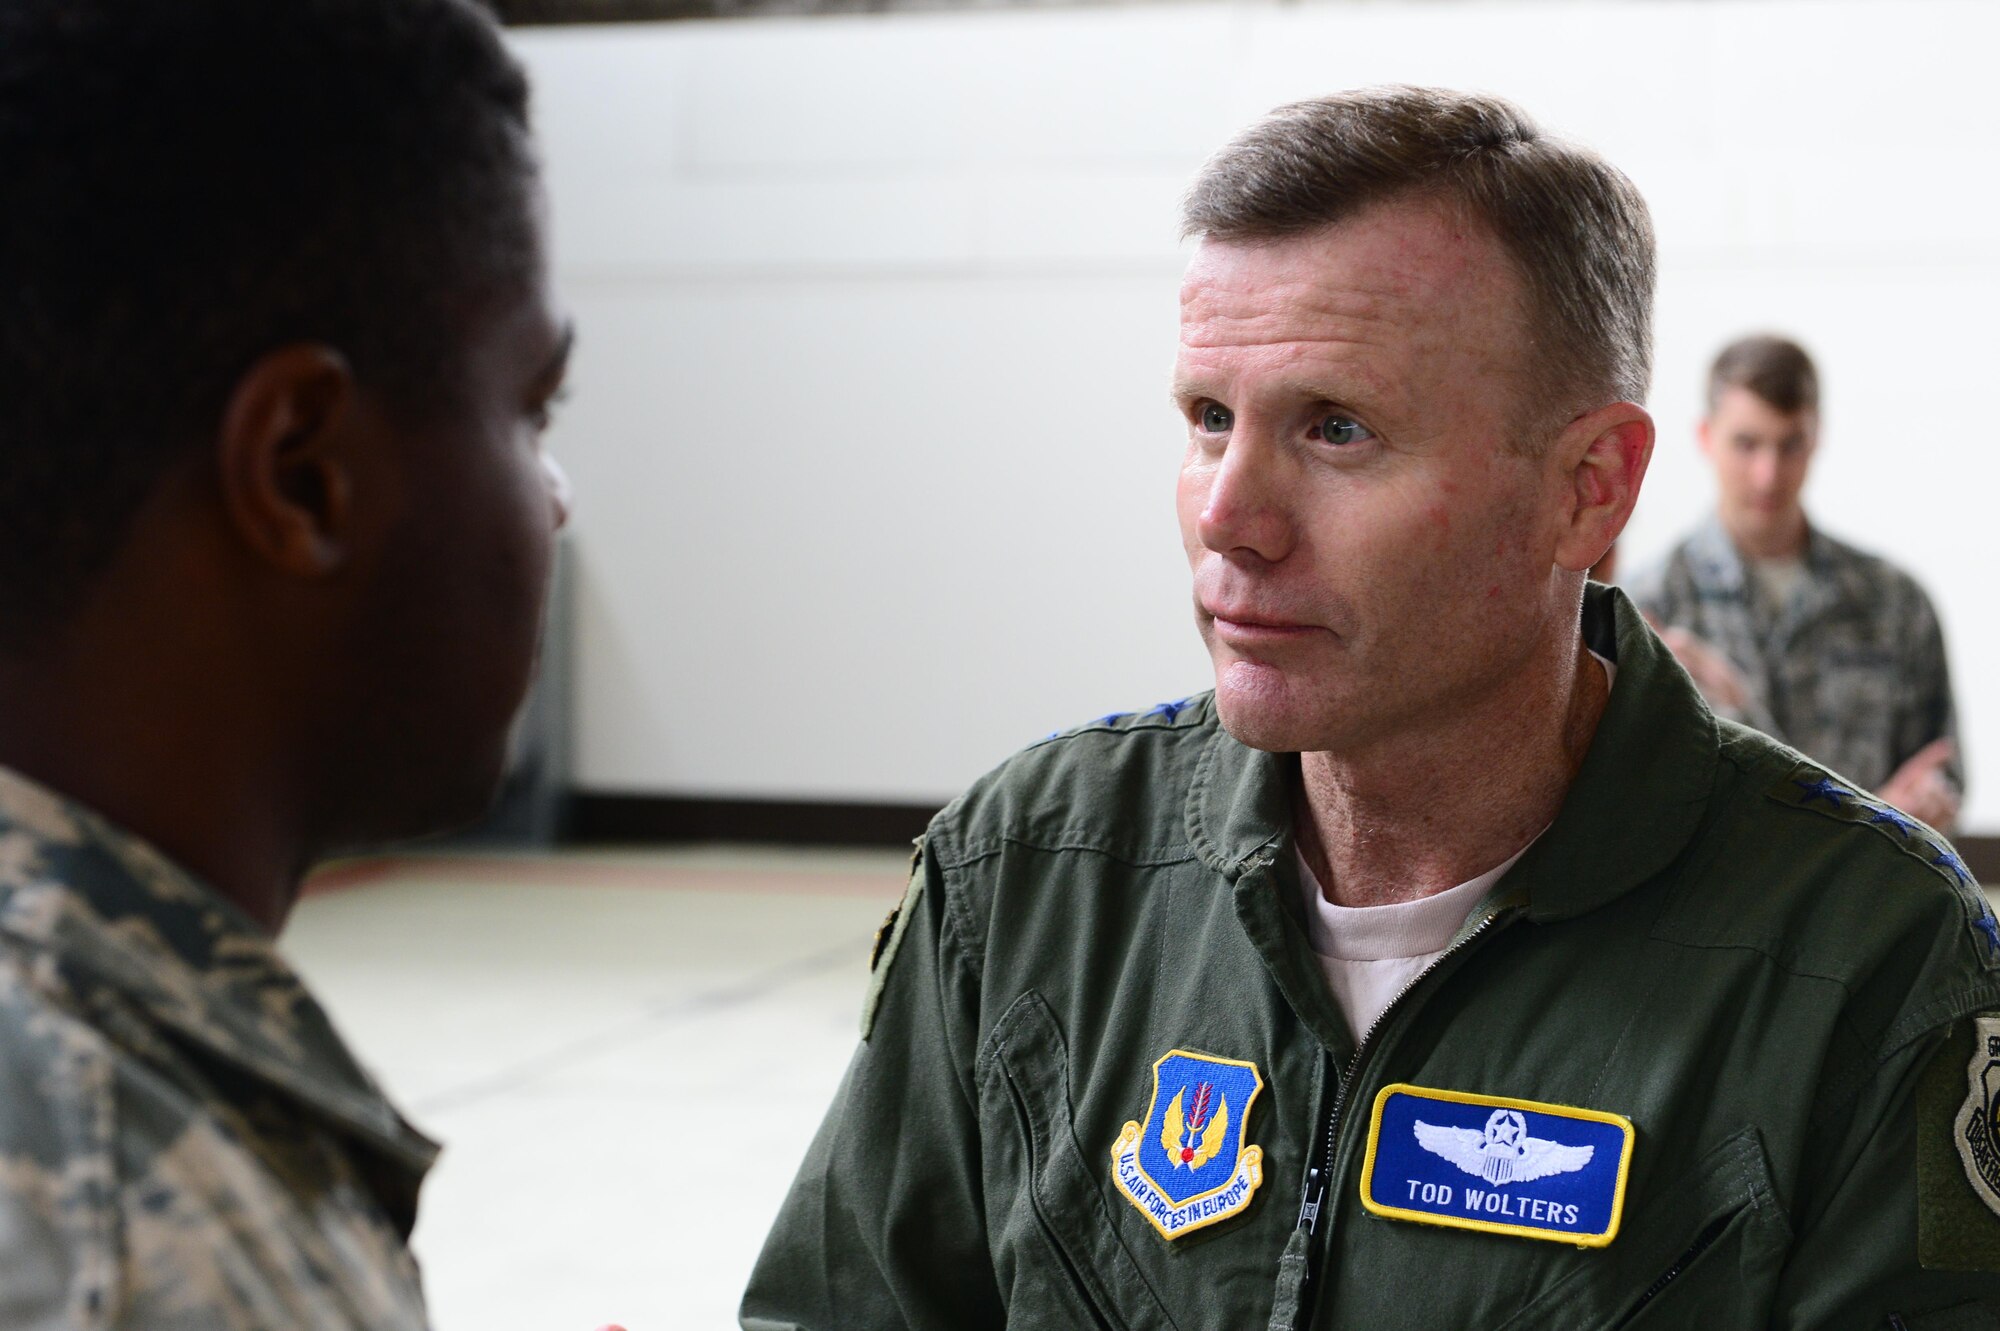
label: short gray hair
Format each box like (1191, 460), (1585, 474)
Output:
(1183, 87), (1656, 425)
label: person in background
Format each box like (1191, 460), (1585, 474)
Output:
(1628, 334), (1961, 829)
(0, 0), (571, 1325)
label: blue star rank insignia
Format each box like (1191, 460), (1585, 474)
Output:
(1110, 1049), (1264, 1240)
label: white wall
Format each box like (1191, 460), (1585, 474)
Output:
(515, 0), (2000, 826)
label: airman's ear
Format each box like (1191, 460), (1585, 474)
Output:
(214, 345), (357, 576)
(1554, 401), (1653, 574)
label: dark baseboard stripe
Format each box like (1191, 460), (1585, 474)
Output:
(1955, 835), (2000, 887)
(567, 793), (938, 848)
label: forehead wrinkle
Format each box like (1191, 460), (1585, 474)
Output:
(1175, 311), (1398, 399)
(1179, 280), (1403, 352)
(1175, 212), (1533, 434)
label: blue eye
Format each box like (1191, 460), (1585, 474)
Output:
(1200, 403), (1233, 433)
(1315, 413), (1373, 446)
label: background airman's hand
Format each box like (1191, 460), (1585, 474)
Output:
(1877, 738), (1960, 830)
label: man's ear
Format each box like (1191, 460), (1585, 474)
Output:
(1695, 416), (1715, 462)
(214, 344), (358, 576)
(1554, 401), (1654, 574)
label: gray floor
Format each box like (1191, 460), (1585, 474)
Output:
(285, 847), (910, 1331)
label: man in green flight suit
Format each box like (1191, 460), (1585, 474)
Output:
(0, 1), (572, 1325)
(744, 88), (2000, 1328)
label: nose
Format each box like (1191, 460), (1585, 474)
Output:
(1193, 430), (1294, 563)
(1747, 447), (1783, 494)
(541, 451), (572, 530)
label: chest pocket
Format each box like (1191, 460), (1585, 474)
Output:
(978, 992), (1180, 1331)
(1815, 648), (1899, 711)
(1804, 645), (1897, 722)
(1493, 1126), (1791, 1331)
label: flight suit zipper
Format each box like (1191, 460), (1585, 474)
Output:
(1610, 1212), (1732, 1328)
(1287, 907), (1515, 1331)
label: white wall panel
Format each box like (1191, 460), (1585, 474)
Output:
(681, 9), (1241, 172)
(556, 275), (1205, 800)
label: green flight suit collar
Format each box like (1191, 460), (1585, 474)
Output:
(1186, 584), (1720, 925)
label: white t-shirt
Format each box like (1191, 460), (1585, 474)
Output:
(1297, 652), (1615, 1046)
(1297, 844), (1530, 1047)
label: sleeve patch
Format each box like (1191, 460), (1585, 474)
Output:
(1919, 1016), (2000, 1271)
(859, 861), (925, 1041)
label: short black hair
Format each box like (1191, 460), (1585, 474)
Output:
(0, 0), (538, 647)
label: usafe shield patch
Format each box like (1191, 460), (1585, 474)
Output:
(1957, 1015), (2000, 1218)
(1110, 1049), (1265, 1240)
(1360, 1084), (1635, 1246)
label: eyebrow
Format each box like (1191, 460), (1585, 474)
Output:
(1170, 376), (1219, 405)
(1171, 375), (1380, 416)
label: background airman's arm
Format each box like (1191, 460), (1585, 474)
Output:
(1897, 592), (1963, 800)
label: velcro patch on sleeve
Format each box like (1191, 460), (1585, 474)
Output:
(1919, 1016), (2000, 1271)
(859, 857), (926, 1041)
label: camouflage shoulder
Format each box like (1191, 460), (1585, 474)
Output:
(0, 942), (118, 1326)
(1765, 756), (2000, 973)
(1839, 542), (1946, 628)
(1813, 526), (1919, 588)
(1616, 542), (1690, 615)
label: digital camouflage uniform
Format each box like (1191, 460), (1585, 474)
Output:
(1628, 514), (1961, 798)
(745, 587), (2000, 1330)
(0, 768), (434, 1329)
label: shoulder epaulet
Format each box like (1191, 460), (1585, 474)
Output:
(1770, 761), (2000, 970)
(1033, 695), (1203, 746)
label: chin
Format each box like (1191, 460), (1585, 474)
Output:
(335, 738), (514, 854)
(1215, 708), (1305, 753)
(1211, 661), (1333, 753)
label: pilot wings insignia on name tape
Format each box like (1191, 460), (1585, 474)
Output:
(1361, 1085), (1633, 1247)
(1415, 1110), (1594, 1184)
